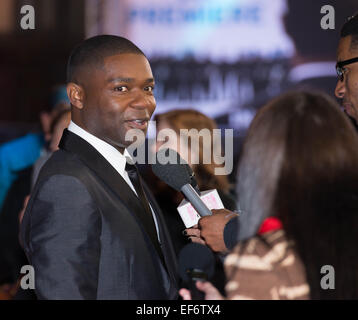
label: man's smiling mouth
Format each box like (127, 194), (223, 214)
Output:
(125, 118), (149, 130)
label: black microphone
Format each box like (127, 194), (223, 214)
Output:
(152, 148), (212, 216)
(178, 243), (215, 300)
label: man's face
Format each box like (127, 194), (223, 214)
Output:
(79, 53), (156, 151)
(335, 36), (358, 123)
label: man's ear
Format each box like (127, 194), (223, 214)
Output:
(67, 82), (84, 110)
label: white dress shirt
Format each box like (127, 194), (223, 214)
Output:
(67, 121), (161, 242)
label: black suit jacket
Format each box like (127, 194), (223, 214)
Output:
(20, 129), (178, 299)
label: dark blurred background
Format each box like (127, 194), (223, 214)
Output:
(0, 0), (84, 142)
(1, 0), (357, 143)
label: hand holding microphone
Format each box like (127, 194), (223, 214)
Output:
(186, 208), (239, 253)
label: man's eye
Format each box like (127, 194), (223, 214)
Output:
(145, 86), (154, 92)
(114, 86), (128, 92)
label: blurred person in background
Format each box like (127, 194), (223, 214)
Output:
(181, 91), (358, 300)
(153, 109), (237, 255)
(152, 109), (237, 295)
(335, 13), (358, 125)
(18, 107), (72, 227)
(9, 108), (71, 300)
(0, 86), (70, 300)
(31, 108), (71, 188)
(0, 85), (70, 212)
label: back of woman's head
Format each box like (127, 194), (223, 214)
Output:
(237, 91), (358, 299)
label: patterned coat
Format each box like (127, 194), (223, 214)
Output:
(224, 229), (310, 300)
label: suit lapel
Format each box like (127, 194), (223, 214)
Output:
(59, 129), (176, 276)
(143, 182), (178, 281)
(59, 129), (151, 227)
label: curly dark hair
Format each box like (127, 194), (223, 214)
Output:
(341, 12), (358, 49)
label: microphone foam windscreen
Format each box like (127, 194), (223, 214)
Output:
(151, 148), (193, 191)
(178, 243), (215, 283)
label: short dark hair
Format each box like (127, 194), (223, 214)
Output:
(340, 12), (358, 49)
(67, 35), (145, 83)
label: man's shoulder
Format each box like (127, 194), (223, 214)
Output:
(37, 149), (88, 183)
(28, 150), (96, 209)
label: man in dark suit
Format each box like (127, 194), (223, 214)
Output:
(20, 35), (178, 299)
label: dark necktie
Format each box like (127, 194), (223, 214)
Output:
(125, 160), (165, 265)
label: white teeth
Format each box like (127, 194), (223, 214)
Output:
(134, 120), (143, 123)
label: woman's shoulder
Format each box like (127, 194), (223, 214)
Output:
(224, 230), (310, 300)
(225, 230), (291, 273)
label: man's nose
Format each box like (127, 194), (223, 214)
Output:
(335, 79), (346, 99)
(130, 90), (155, 110)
